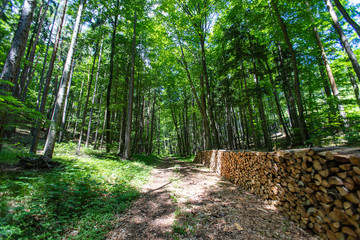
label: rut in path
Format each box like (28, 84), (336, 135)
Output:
(106, 157), (317, 240)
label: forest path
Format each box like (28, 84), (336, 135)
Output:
(106, 157), (317, 240)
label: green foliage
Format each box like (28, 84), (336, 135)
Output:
(0, 143), (158, 239)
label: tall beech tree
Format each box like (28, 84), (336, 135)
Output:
(44, 0), (85, 159)
(124, 10), (137, 159)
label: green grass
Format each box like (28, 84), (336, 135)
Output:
(0, 142), (161, 239)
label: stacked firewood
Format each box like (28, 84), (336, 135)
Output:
(194, 147), (360, 240)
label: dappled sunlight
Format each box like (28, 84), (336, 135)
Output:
(106, 157), (316, 239)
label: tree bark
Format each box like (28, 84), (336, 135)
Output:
(19, 0), (50, 101)
(264, 59), (291, 146)
(148, 93), (156, 154)
(35, 2), (59, 109)
(271, 0), (309, 144)
(0, 0), (37, 92)
(333, 0), (360, 38)
(93, 94), (103, 149)
(106, 0), (119, 153)
(0, 0), (36, 151)
(59, 58), (75, 143)
(30, 0), (67, 153)
(76, 41), (100, 154)
(86, 39), (103, 148)
(43, 0), (85, 159)
(200, 35), (219, 149)
(308, 3), (348, 124)
(349, 68), (360, 109)
(325, 0), (360, 83)
(177, 37), (211, 150)
(252, 59), (272, 151)
(124, 10), (137, 159)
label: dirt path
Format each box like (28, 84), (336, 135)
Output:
(106, 157), (318, 240)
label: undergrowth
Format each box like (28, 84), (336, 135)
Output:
(0, 142), (161, 239)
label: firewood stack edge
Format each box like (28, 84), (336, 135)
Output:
(194, 147), (360, 240)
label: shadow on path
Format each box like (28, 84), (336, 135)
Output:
(106, 157), (317, 240)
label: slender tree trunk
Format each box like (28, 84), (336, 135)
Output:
(310, 9), (348, 124)
(333, 0), (360, 38)
(0, 0), (37, 151)
(93, 94), (103, 149)
(58, 59), (75, 143)
(177, 37), (211, 150)
(71, 76), (84, 136)
(252, 61), (272, 151)
(349, 68), (360, 109)
(86, 40), (103, 148)
(241, 62), (258, 149)
(200, 36), (219, 149)
(14, 2), (43, 98)
(19, 1), (50, 100)
(118, 62), (130, 155)
(124, 11), (137, 159)
(43, 0), (85, 159)
(276, 42), (302, 144)
(265, 59), (291, 146)
(100, 109), (107, 151)
(106, 1), (119, 153)
(30, 0), (67, 153)
(1, 0), (37, 92)
(272, 1), (308, 144)
(325, 0), (360, 83)
(36, 2), (59, 109)
(170, 102), (183, 155)
(76, 41), (99, 154)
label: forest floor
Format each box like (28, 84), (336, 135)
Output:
(106, 157), (318, 240)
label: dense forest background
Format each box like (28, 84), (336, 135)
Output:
(1, 0), (360, 159)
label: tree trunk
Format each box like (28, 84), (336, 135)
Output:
(86, 39), (103, 148)
(100, 109), (107, 151)
(0, 0), (37, 151)
(19, 1), (50, 101)
(14, 2), (43, 98)
(333, 0), (360, 38)
(30, 0), (67, 153)
(43, 0), (85, 159)
(58, 58), (75, 143)
(73, 77), (85, 138)
(148, 93), (156, 154)
(124, 11), (137, 159)
(276, 41), (302, 144)
(177, 37), (211, 150)
(170, 102), (183, 155)
(272, 1), (308, 144)
(200, 35), (219, 149)
(35, 2), (59, 109)
(242, 62), (258, 149)
(264, 59), (291, 146)
(325, 0), (360, 83)
(76, 41), (100, 154)
(252, 59), (272, 151)
(93, 94), (103, 149)
(310, 7), (348, 124)
(106, 0), (119, 153)
(0, 0), (37, 92)
(349, 68), (360, 109)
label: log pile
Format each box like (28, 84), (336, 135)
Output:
(194, 147), (360, 239)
